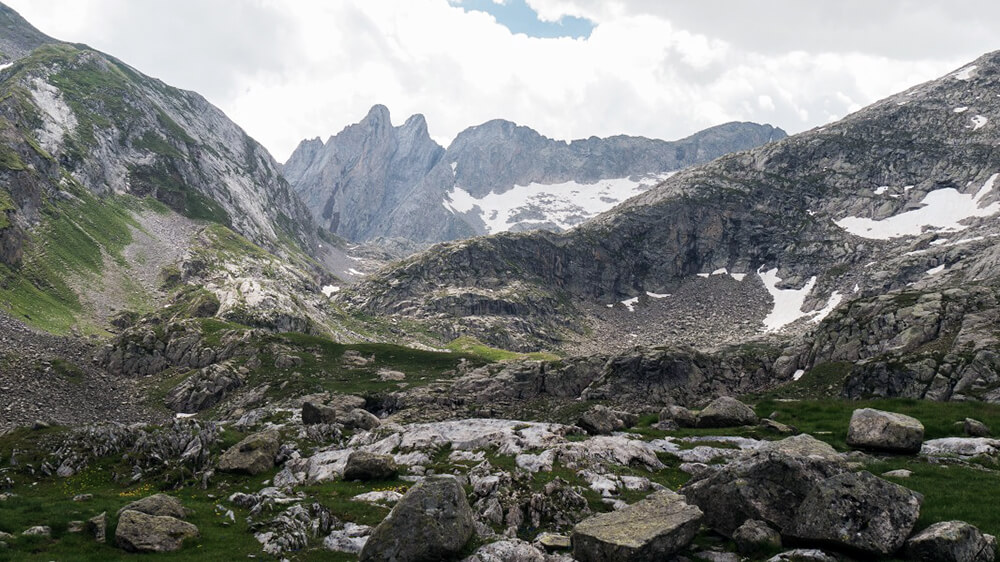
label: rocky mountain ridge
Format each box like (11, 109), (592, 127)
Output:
(283, 105), (785, 244)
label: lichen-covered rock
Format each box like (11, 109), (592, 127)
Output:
(680, 449), (846, 536)
(218, 430), (280, 475)
(788, 471), (923, 556)
(659, 405), (697, 427)
(921, 438), (1000, 460)
(461, 539), (552, 562)
(905, 520), (997, 562)
(571, 490), (702, 562)
(846, 408), (924, 453)
(696, 397), (759, 428)
(359, 475), (475, 561)
(756, 434), (842, 461)
(732, 519), (781, 555)
(302, 402), (338, 425)
(165, 362), (242, 413)
(344, 408), (381, 431)
(577, 405), (626, 435)
(115, 510), (199, 553)
(116, 493), (187, 519)
(343, 451), (399, 481)
(965, 418), (992, 437)
(86, 511), (106, 543)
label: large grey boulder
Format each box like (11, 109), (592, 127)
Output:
(696, 397), (759, 428)
(302, 401), (338, 425)
(343, 451), (399, 481)
(680, 450), (846, 536)
(218, 430), (280, 475)
(788, 471), (923, 556)
(115, 510), (199, 553)
(344, 408), (382, 431)
(905, 520), (997, 562)
(846, 408), (924, 453)
(116, 493), (187, 519)
(757, 434), (842, 461)
(965, 418), (992, 437)
(571, 490), (703, 562)
(359, 475), (475, 561)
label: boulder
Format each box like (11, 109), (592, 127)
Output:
(536, 532), (571, 550)
(359, 475), (475, 561)
(757, 434), (842, 461)
(343, 451), (399, 481)
(461, 539), (550, 561)
(846, 408), (924, 453)
(116, 493), (187, 519)
(922, 438), (1000, 460)
(116, 510), (199, 553)
(571, 490), (703, 562)
(732, 519), (781, 555)
(696, 397), (759, 428)
(86, 511), (107, 543)
(659, 405), (697, 428)
(788, 470), (922, 556)
(578, 405), (626, 435)
(344, 408), (381, 431)
(965, 418), (992, 438)
(218, 430), (280, 475)
(905, 520), (997, 562)
(680, 450), (847, 536)
(302, 401), (339, 425)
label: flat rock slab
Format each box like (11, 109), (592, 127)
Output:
(572, 490), (703, 562)
(789, 470), (923, 556)
(116, 510), (199, 553)
(846, 408), (924, 453)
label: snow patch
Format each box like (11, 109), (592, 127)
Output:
(758, 268), (817, 331)
(834, 174), (1000, 239)
(175, 412), (197, 419)
(954, 106), (969, 113)
(809, 291), (843, 324)
(0, 62), (12, 72)
(443, 173), (675, 234)
(972, 115), (988, 130)
(926, 264), (945, 276)
(874, 186), (889, 195)
(793, 369), (805, 381)
(954, 65), (978, 80)
(730, 273), (747, 281)
(347, 268), (365, 276)
(712, 267), (728, 275)
(696, 273), (710, 278)
(621, 297), (639, 312)
(321, 285), (341, 297)
(646, 292), (670, 299)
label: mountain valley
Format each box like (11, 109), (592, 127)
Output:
(0, 3), (1000, 561)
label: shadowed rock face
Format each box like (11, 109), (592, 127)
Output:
(284, 105), (785, 244)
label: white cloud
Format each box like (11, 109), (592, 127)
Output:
(5, 0), (996, 162)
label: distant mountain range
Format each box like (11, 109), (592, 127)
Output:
(282, 105), (786, 244)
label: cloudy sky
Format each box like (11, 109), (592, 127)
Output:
(7, 0), (1000, 161)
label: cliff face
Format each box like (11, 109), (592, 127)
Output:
(284, 106), (785, 244)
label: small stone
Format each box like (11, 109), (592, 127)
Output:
(115, 510), (199, 553)
(218, 430), (280, 475)
(343, 451), (399, 481)
(696, 397), (759, 428)
(22, 525), (51, 537)
(732, 519), (781, 555)
(536, 532), (571, 550)
(72, 493), (93, 502)
(117, 493), (187, 519)
(67, 521), (85, 533)
(882, 469), (913, 478)
(86, 511), (107, 542)
(659, 405), (697, 428)
(965, 418), (991, 438)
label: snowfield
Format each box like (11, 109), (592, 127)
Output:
(443, 173), (675, 234)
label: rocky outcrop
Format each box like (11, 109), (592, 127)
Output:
(846, 408), (925, 453)
(571, 490), (703, 562)
(905, 520), (997, 562)
(359, 475), (475, 561)
(115, 510), (199, 553)
(164, 362), (243, 413)
(218, 431), (280, 475)
(788, 471), (923, 556)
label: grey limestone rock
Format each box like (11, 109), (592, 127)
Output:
(696, 396), (759, 428)
(359, 475), (475, 561)
(116, 493), (187, 519)
(905, 520), (997, 562)
(733, 519), (781, 555)
(343, 451), (399, 482)
(115, 510), (199, 553)
(571, 490), (702, 562)
(217, 430), (280, 475)
(788, 470), (923, 556)
(846, 408), (924, 453)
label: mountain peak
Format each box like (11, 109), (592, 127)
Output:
(0, 2), (55, 62)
